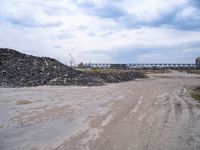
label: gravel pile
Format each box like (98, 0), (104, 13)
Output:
(48, 71), (147, 86)
(80, 71), (147, 83)
(0, 48), (147, 87)
(0, 48), (81, 87)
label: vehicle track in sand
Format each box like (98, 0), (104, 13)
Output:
(0, 71), (200, 150)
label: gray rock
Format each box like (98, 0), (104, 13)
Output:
(0, 48), (147, 87)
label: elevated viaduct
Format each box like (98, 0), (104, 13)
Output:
(84, 63), (199, 69)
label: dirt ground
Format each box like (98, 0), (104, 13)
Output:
(0, 71), (200, 150)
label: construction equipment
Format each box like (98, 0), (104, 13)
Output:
(68, 53), (76, 67)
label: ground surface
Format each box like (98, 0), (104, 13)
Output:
(0, 71), (200, 150)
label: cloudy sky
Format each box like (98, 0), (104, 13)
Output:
(0, 0), (200, 64)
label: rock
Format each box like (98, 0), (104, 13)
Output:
(0, 48), (80, 87)
(0, 48), (147, 87)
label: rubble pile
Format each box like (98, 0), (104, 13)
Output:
(0, 48), (81, 87)
(48, 71), (147, 86)
(81, 71), (147, 83)
(0, 48), (147, 87)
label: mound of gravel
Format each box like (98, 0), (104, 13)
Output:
(79, 71), (147, 83)
(48, 71), (147, 86)
(0, 48), (81, 87)
(0, 48), (147, 87)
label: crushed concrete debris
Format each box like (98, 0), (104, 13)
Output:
(0, 48), (147, 87)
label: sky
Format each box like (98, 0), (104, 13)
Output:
(0, 0), (200, 64)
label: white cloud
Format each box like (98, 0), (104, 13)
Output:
(0, 0), (200, 64)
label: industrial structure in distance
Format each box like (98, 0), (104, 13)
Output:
(85, 57), (200, 69)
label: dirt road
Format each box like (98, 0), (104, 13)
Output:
(0, 71), (200, 150)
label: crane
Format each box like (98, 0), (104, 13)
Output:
(68, 53), (76, 67)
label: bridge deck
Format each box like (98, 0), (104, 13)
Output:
(84, 63), (199, 69)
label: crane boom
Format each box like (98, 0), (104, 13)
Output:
(68, 53), (76, 67)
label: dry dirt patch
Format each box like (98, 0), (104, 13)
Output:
(16, 100), (33, 105)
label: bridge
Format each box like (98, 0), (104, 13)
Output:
(84, 63), (199, 69)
